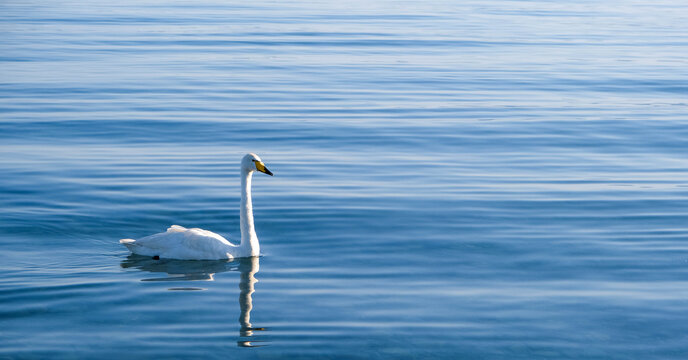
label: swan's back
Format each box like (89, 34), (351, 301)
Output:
(120, 225), (238, 260)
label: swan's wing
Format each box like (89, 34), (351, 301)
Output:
(123, 225), (237, 260)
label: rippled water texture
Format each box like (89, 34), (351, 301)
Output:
(2, 1), (688, 359)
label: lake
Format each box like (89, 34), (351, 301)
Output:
(1, 0), (688, 359)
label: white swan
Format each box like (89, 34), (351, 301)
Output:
(120, 153), (273, 260)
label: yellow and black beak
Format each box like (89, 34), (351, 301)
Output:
(254, 161), (273, 176)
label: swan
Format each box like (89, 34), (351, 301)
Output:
(119, 153), (273, 260)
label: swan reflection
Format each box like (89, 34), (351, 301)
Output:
(120, 255), (267, 347)
(236, 256), (266, 347)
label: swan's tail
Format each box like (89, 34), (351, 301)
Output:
(120, 238), (138, 251)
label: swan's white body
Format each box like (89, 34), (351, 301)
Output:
(120, 153), (273, 260)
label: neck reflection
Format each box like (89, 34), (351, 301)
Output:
(237, 256), (267, 347)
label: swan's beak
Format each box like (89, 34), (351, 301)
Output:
(255, 161), (273, 176)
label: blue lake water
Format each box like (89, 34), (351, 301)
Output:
(2, 0), (688, 358)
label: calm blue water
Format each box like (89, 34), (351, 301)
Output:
(2, 1), (688, 358)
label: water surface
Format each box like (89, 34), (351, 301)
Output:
(2, 1), (688, 359)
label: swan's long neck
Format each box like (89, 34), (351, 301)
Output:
(240, 169), (260, 256)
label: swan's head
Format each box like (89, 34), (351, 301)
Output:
(242, 153), (273, 176)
